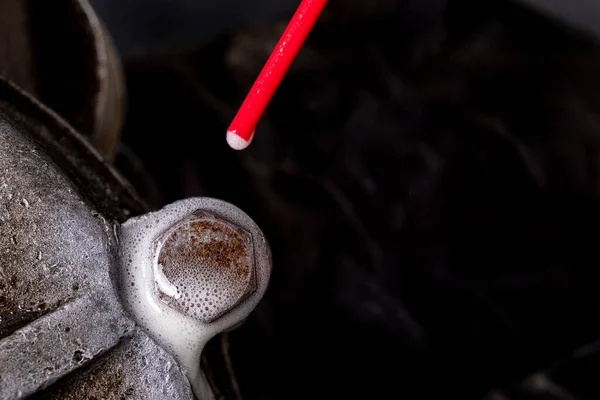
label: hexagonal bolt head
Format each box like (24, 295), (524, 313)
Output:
(153, 210), (257, 323)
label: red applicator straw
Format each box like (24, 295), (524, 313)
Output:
(226, 0), (328, 150)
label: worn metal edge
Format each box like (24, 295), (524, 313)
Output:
(0, 75), (148, 221)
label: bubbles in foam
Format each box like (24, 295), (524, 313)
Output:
(116, 198), (271, 399)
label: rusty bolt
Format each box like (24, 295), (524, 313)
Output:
(152, 210), (256, 323)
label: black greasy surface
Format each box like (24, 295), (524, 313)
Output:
(116, 0), (600, 398)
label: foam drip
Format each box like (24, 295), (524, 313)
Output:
(116, 198), (271, 399)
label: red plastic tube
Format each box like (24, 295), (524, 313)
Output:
(226, 0), (328, 150)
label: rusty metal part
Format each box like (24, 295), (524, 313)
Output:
(0, 0), (125, 161)
(28, 329), (195, 400)
(155, 210), (257, 323)
(0, 76), (245, 399)
(0, 91), (172, 399)
(0, 76), (176, 400)
(117, 197), (272, 398)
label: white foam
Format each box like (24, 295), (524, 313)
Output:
(226, 130), (253, 150)
(116, 198), (272, 399)
(154, 261), (180, 299)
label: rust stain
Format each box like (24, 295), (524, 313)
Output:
(157, 218), (251, 281)
(158, 216), (252, 281)
(153, 212), (256, 322)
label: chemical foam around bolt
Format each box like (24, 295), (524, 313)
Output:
(116, 197), (271, 399)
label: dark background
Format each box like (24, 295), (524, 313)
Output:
(90, 0), (600, 58)
(89, 0), (298, 57)
(94, 0), (600, 398)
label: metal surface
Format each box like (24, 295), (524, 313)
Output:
(29, 329), (196, 400)
(0, 75), (262, 400)
(0, 80), (194, 400)
(0, 77), (144, 223)
(74, 0), (127, 162)
(0, 77), (189, 399)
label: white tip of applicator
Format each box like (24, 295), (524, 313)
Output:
(226, 130), (254, 150)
